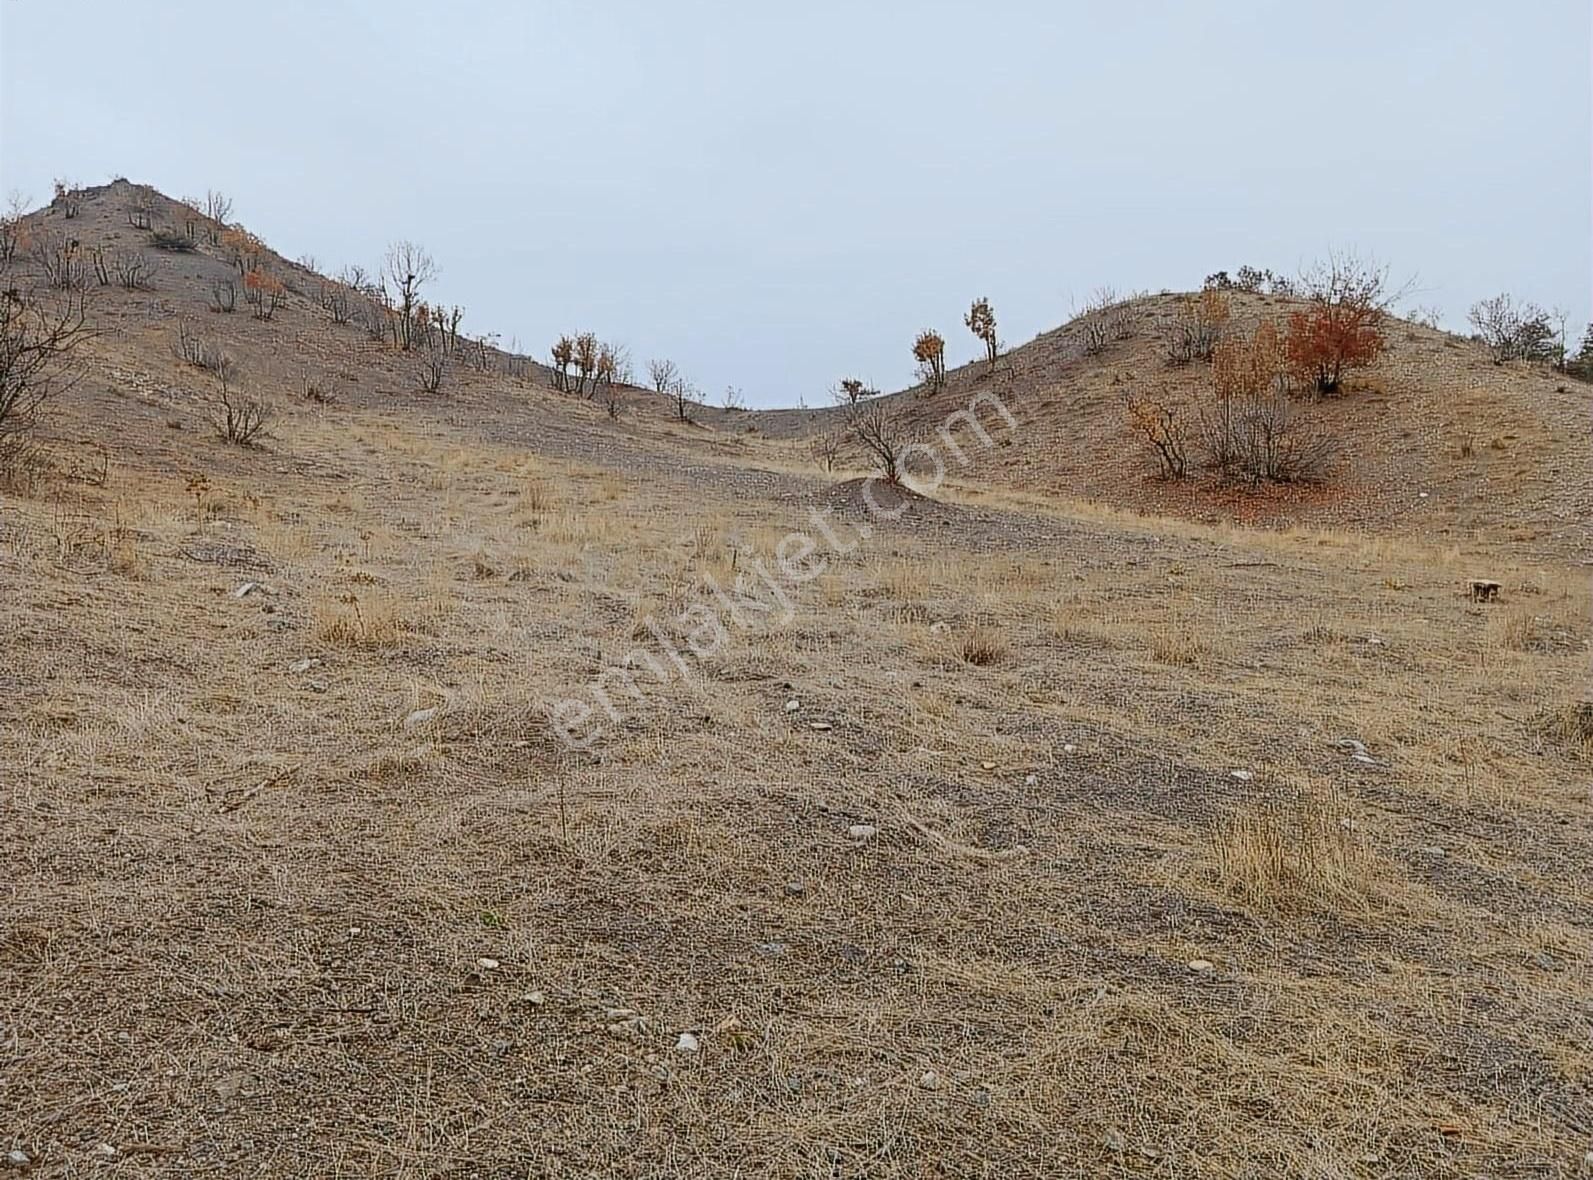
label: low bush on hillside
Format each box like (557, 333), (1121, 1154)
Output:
(1164, 289), (1229, 364)
(1467, 294), (1564, 365)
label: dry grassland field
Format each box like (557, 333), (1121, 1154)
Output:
(1, 183), (1590, 1178)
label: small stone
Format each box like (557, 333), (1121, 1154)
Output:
(1188, 958), (1215, 973)
(918, 1069), (942, 1090)
(525, 990), (546, 1006)
(847, 824), (877, 842)
(1062, 743), (1077, 754)
(675, 1032), (701, 1053)
(1104, 1128), (1127, 1152)
(1024, 774), (1038, 786)
(1230, 770), (1253, 781)
(929, 621), (950, 634)
(265, 618), (291, 632)
(404, 706), (440, 729)
(305, 680), (329, 694)
(348, 926), (362, 936)
(782, 880), (807, 898)
(809, 721), (832, 731)
(756, 941), (788, 957)
(288, 658), (321, 674)
(5, 1150), (29, 1169)
(1420, 844), (1446, 857)
(233, 581), (259, 598)
(94, 1144), (117, 1159)
(981, 760), (996, 771)
(476, 957), (500, 971)
(784, 699), (800, 712)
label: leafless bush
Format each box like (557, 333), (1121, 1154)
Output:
(52, 180), (82, 219)
(89, 245), (110, 286)
(1197, 389), (1332, 484)
(418, 340), (448, 393)
(172, 322), (236, 382)
(126, 190), (153, 230)
(848, 400), (908, 484)
(203, 190), (233, 244)
(669, 377), (697, 422)
(1468, 294), (1562, 365)
(810, 430), (844, 472)
(383, 240), (437, 350)
(32, 231), (86, 290)
(358, 299), (390, 342)
(648, 357), (678, 395)
(1, 288), (92, 442)
(1165, 289), (1228, 364)
(1124, 393), (1188, 478)
(112, 249), (158, 290)
(0, 191), (28, 264)
(208, 373), (271, 446)
(722, 385), (747, 411)
(209, 277), (237, 314)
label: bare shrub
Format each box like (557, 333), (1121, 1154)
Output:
(0, 288), (92, 443)
(202, 190), (233, 244)
(418, 340), (448, 393)
(1286, 251), (1396, 394)
(834, 377), (879, 405)
(172, 322), (236, 382)
(32, 231), (86, 290)
(148, 227), (195, 252)
(0, 191), (29, 263)
(1199, 321), (1333, 484)
(244, 271), (286, 320)
(810, 430), (843, 472)
(52, 180), (83, 219)
(384, 240), (437, 349)
(1165, 289), (1228, 364)
(111, 249), (158, 290)
(848, 400), (907, 484)
(1125, 392), (1188, 478)
(1467, 294), (1561, 365)
(208, 372), (271, 446)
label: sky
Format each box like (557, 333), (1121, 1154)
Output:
(1, 0), (1588, 407)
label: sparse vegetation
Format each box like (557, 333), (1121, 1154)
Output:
(847, 399), (908, 484)
(207, 371), (271, 446)
(1165, 288), (1228, 364)
(1467, 294), (1563, 365)
(1285, 251), (1391, 395)
(0, 287), (91, 443)
(244, 270), (286, 320)
(1125, 392), (1189, 478)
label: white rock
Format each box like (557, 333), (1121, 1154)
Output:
(1062, 743), (1077, 754)
(476, 957), (499, 971)
(919, 1069), (942, 1090)
(288, 658), (321, 674)
(847, 824), (878, 842)
(1188, 958), (1215, 973)
(94, 1144), (117, 1158)
(784, 699), (801, 712)
(404, 706), (440, 729)
(1420, 844), (1446, 857)
(809, 721), (832, 731)
(233, 581), (259, 598)
(1024, 774), (1038, 786)
(1230, 770), (1253, 781)
(674, 1032), (700, 1053)
(981, 760), (996, 771)
(525, 990), (546, 1006)
(5, 1151), (28, 1168)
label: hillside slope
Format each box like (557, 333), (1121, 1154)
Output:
(2, 181), (1590, 1176)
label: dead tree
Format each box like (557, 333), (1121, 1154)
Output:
(0, 287), (92, 441)
(848, 401), (907, 484)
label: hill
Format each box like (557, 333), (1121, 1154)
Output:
(1, 180), (1590, 1176)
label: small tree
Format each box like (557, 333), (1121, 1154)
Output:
(0, 288), (91, 443)
(834, 377), (878, 405)
(912, 329), (946, 392)
(848, 401), (908, 484)
(1285, 252), (1392, 395)
(418, 338), (448, 393)
(572, 332), (599, 397)
(965, 297), (999, 366)
(203, 190), (233, 243)
(0, 191), (30, 263)
(669, 376), (696, 422)
(810, 429), (843, 472)
(1566, 323), (1593, 381)
(648, 357), (678, 395)
(383, 240), (437, 350)
(1165, 289), (1229, 364)
(552, 336), (576, 392)
(51, 180), (82, 219)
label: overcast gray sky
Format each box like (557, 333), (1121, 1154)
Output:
(2, 0), (1588, 407)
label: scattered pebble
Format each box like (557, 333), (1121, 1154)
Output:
(981, 760), (996, 771)
(675, 1032), (700, 1053)
(476, 957), (500, 971)
(5, 1150), (29, 1169)
(1188, 959), (1215, 973)
(288, 658), (321, 674)
(809, 721), (833, 731)
(1230, 770), (1253, 781)
(755, 941), (788, 957)
(847, 824), (878, 842)
(524, 990), (546, 1006)
(1024, 774), (1038, 786)
(1104, 1128), (1127, 1152)
(782, 880), (807, 898)
(233, 581), (260, 598)
(919, 1070), (942, 1090)
(404, 706), (440, 729)
(1420, 845), (1447, 857)
(94, 1144), (117, 1159)
(1062, 743), (1077, 754)
(784, 699), (800, 712)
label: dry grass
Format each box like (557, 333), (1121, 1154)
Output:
(1, 190), (1589, 1176)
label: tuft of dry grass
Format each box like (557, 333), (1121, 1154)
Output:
(957, 623), (1007, 666)
(1210, 788), (1386, 917)
(314, 592), (410, 649)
